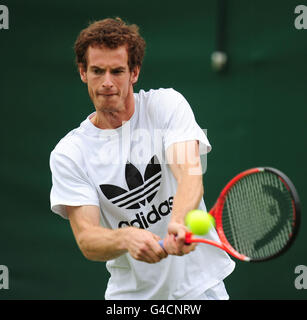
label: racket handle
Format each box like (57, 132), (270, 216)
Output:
(158, 240), (165, 249)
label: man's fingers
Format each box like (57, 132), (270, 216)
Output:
(127, 229), (168, 263)
(152, 234), (168, 258)
(167, 222), (189, 245)
(162, 233), (197, 256)
(175, 228), (186, 246)
(182, 242), (197, 254)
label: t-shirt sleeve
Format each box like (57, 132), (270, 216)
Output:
(49, 150), (100, 219)
(161, 89), (212, 155)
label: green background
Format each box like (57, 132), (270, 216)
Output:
(0, 0), (306, 299)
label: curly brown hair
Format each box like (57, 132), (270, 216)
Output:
(74, 17), (146, 72)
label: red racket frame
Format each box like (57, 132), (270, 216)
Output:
(183, 167), (300, 262)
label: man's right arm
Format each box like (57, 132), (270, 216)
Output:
(66, 205), (167, 263)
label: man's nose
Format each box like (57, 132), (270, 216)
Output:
(102, 72), (113, 88)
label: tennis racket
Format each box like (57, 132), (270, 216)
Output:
(159, 167), (301, 262)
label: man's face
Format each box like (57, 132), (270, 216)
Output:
(79, 45), (140, 113)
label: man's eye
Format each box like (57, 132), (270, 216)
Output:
(113, 69), (124, 74)
(93, 69), (103, 75)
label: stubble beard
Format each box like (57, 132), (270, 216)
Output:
(93, 92), (124, 114)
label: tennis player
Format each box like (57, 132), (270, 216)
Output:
(49, 17), (235, 300)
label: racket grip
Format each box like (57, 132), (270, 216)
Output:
(158, 240), (165, 249)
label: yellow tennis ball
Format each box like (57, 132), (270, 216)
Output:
(185, 210), (214, 235)
(208, 213), (216, 228)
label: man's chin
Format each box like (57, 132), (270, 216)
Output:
(96, 104), (121, 113)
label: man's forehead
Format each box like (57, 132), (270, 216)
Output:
(87, 45), (129, 67)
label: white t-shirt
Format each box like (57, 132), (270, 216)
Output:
(50, 88), (235, 300)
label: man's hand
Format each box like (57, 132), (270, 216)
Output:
(125, 227), (168, 263)
(162, 222), (197, 256)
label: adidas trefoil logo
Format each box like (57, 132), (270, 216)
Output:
(100, 155), (162, 209)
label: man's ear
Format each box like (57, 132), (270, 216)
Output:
(79, 64), (88, 83)
(131, 66), (140, 85)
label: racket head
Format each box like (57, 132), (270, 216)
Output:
(211, 167), (301, 262)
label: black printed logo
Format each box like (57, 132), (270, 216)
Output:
(100, 155), (162, 209)
(118, 197), (173, 229)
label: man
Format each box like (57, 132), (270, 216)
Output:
(50, 17), (235, 300)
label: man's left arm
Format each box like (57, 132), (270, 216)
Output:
(163, 140), (204, 255)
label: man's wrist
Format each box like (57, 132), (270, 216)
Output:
(115, 227), (133, 251)
(170, 215), (185, 225)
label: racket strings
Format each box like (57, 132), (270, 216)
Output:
(222, 171), (295, 260)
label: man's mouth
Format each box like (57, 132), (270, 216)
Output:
(98, 92), (118, 97)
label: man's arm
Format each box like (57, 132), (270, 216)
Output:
(163, 140), (204, 255)
(66, 205), (167, 263)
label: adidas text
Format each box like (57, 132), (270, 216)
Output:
(118, 197), (173, 229)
